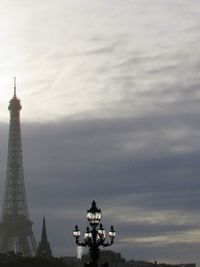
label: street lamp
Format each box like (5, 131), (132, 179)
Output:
(73, 200), (116, 267)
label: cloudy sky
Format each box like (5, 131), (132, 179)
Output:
(1, 0), (200, 265)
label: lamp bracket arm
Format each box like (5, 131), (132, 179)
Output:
(97, 239), (104, 246)
(76, 240), (87, 247)
(102, 240), (113, 247)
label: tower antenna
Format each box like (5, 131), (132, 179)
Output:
(14, 76), (16, 97)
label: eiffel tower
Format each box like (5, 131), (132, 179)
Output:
(0, 78), (37, 256)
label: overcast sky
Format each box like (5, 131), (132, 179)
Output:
(0, 0), (200, 265)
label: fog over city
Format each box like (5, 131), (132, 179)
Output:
(0, 0), (200, 265)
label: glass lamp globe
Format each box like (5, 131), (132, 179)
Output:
(73, 225), (81, 238)
(84, 227), (92, 241)
(108, 225), (116, 240)
(87, 200), (102, 225)
(98, 223), (106, 240)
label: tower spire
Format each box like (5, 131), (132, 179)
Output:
(14, 76), (16, 97)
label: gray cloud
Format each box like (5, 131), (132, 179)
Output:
(1, 99), (200, 261)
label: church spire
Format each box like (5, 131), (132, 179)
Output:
(37, 217), (52, 257)
(41, 217), (48, 243)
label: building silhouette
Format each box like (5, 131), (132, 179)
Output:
(0, 78), (37, 256)
(81, 250), (126, 267)
(62, 251), (195, 267)
(37, 217), (52, 257)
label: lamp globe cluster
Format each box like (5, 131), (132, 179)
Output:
(73, 201), (116, 267)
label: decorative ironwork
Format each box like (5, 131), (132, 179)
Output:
(73, 201), (116, 267)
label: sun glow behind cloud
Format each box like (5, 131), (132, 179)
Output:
(0, 0), (199, 122)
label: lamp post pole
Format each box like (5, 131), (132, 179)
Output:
(73, 201), (116, 267)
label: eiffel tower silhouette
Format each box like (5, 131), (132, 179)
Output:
(0, 78), (37, 256)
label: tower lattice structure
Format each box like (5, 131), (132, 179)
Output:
(0, 78), (37, 256)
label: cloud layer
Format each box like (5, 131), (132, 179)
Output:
(1, 108), (200, 263)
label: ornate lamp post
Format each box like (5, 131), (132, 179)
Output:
(73, 201), (116, 267)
